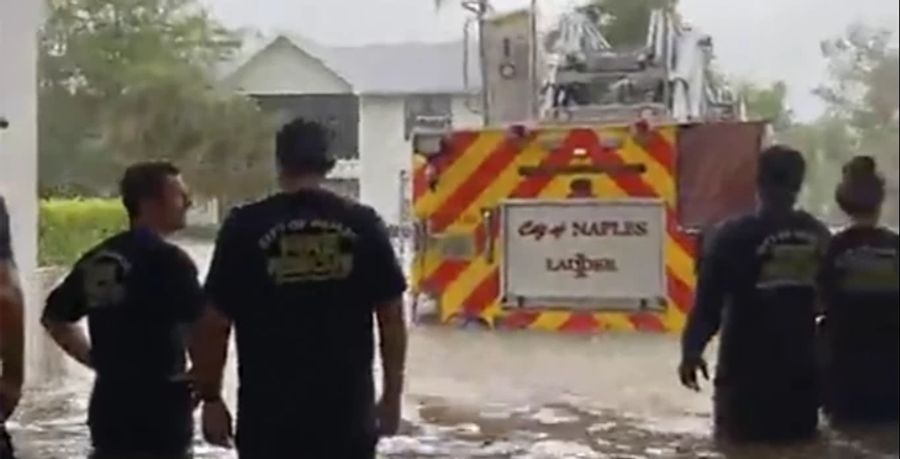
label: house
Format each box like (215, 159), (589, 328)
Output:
(218, 33), (483, 226)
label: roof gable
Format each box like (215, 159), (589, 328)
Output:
(219, 33), (481, 95)
(222, 36), (353, 94)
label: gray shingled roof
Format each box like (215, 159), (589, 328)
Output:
(218, 32), (482, 95)
(318, 41), (482, 95)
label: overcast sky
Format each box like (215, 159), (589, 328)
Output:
(202, 0), (899, 121)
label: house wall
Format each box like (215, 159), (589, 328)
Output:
(253, 94), (360, 160)
(225, 37), (352, 95)
(222, 38), (484, 226)
(358, 94), (480, 226)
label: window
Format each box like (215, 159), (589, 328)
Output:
(404, 94), (452, 139)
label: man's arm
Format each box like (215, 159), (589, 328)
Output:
(189, 305), (231, 401)
(0, 196), (25, 419)
(812, 221), (834, 317)
(376, 297), (407, 407)
(0, 262), (24, 394)
(681, 222), (731, 361)
(360, 209), (409, 413)
(191, 212), (241, 402)
(41, 267), (92, 369)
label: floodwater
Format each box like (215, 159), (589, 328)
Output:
(7, 240), (898, 459)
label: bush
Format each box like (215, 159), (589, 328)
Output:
(39, 198), (127, 266)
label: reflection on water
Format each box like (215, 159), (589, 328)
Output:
(8, 240), (898, 458)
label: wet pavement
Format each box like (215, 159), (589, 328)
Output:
(7, 240), (898, 458)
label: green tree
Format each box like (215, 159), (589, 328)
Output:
(814, 23), (899, 226)
(737, 81), (793, 131)
(39, 0), (272, 204)
(782, 117), (854, 223)
(99, 72), (276, 209)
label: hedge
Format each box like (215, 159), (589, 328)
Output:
(39, 198), (127, 266)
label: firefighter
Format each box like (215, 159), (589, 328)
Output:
(42, 162), (202, 459)
(678, 145), (831, 442)
(818, 156), (898, 424)
(191, 118), (408, 459)
(0, 196), (24, 459)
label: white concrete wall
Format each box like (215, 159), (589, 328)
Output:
(358, 95), (407, 225)
(452, 95), (484, 129)
(358, 94), (481, 225)
(224, 37), (352, 95)
(0, 0), (42, 384)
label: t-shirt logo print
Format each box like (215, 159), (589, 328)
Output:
(82, 251), (130, 308)
(836, 245), (900, 293)
(263, 219), (355, 284)
(755, 230), (822, 290)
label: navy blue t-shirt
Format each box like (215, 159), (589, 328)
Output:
(42, 229), (203, 453)
(204, 189), (407, 451)
(682, 210), (830, 437)
(818, 225), (899, 419)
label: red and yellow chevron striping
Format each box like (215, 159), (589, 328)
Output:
(411, 125), (697, 333)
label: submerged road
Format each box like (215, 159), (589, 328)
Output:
(8, 240), (898, 458)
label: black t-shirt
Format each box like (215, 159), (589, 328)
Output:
(42, 228), (203, 451)
(817, 226), (899, 408)
(682, 210), (830, 398)
(0, 196), (12, 264)
(204, 189), (407, 446)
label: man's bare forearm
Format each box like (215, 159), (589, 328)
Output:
(376, 298), (407, 402)
(189, 305), (231, 400)
(42, 320), (92, 369)
(0, 264), (24, 384)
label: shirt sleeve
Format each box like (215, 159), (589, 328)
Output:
(0, 197), (13, 264)
(681, 220), (733, 360)
(167, 247), (204, 323)
(356, 207), (407, 309)
(204, 209), (243, 319)
(42, 264), (88, 323)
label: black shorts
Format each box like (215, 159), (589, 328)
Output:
(236, 434), (377, 459)
(713, 387), (819, 443)
(88, 380), (194, 456)
(90, 451), (192, 459)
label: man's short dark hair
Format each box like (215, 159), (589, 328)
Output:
(275, 118), (336, 176)
(757, 145), (806, 194)
(119, 161), (180, 219)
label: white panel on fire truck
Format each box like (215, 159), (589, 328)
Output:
(500, 199), (666, 311)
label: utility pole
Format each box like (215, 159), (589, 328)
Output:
(463, 0), (491, 126)
(529, 0), (538, 121)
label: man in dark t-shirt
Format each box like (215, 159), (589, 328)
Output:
(192, 119), (408, 458)
(41, 163), (203, 458)
(679, 146), (831, 442)
(1, 196), (24, 459)
(818, 156), (899, 423)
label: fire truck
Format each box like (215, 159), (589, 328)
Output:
(408, 3), (768, 333)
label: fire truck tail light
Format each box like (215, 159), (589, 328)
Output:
(634, 118), (650, 135)
(506, 124), (528, 140)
